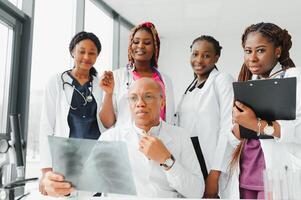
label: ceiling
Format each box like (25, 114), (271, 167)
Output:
(102, 0), (301, 39)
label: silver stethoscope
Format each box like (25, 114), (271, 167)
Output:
(61, 70), (93, 110)
(125, 64), (164, 89)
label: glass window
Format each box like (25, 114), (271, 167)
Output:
(119, 24), (131, 69)
(8, 0), (23, 10)
(0, 21), (13, 133)
(26, 0), (75, 178)
(85, 0), (113, 72)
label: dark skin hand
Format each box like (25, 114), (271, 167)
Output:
(139, 134), (171, 168)
(203, 170), (220, 198)
(232, 101), (281, 137)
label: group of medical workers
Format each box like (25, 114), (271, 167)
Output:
(38, 21), (301, 199)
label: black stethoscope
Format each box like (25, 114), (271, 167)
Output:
(183, 66), (218, 94)
(174, 67), (218, 125)
(61, 70), (93, 110)
(174, 76), (198, 125)
(125, 64), (164, 89)
(184, 76), (198, 95)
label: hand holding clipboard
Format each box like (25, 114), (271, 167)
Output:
(232, 77), (296, 139)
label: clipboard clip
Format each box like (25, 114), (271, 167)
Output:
(249, 81), (278, 86)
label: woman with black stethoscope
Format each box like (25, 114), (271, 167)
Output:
(174, 35), (235, 198)
(99, 22), (175, 128)
(39, 31), (106, 197)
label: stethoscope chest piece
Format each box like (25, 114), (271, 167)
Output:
(86, 95), (93, 103)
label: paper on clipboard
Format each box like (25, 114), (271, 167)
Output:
(233, 77), (296, 139)
(48, 136), (136, 195)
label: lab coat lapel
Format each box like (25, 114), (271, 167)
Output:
(201, 68), (219, 92)
(91, 75), (102, 104)
(61, 73), (74, 106)
(60, 73), (73, 138)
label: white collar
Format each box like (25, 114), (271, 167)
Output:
(252, 62), (283, 80)
(133, 120), (162, 138)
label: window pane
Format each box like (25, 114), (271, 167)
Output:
(8, 0), (23, 9)
(26, 0), (75, 178)
(85, 0), (113, 72)
(119, 24), (131, 69)
(0, 21), (13, 133)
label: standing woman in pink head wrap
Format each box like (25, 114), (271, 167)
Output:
(99, 22), (175, 128)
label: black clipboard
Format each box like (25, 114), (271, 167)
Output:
(233, 77), (296, 139)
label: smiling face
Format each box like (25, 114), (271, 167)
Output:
(243, 32), (281, 77)
(130, 29), (155, 64)
(128, 78), (164, 131)
(71, 39), (99, 71)
(190, 40), (219, 79)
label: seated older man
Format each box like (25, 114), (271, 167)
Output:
(42, 77), (204, 198)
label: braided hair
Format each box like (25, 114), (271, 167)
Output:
(190, 35), (222, 56)
(128, 22), (160, 68)
(69, 31), (102, 76)
(238, 22), (295, 82)
(230, 22), (295, 170)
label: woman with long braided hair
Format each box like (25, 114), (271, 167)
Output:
(229, 22), (301, 199)
(99, 22), (175, 128)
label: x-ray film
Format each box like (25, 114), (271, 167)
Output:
(48, 136), (136, 195)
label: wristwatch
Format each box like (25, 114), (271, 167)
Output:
(0, 138), (9, 153)
(263, 120), (274, 136)
(160, 154), (175, 169)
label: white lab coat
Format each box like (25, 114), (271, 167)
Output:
(112, 66), (175, 126)
(39, 72), (106, 168)
(175, 68), (235, 197)
(100, 121), (204, 198)
(228, 63), (301, 198)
